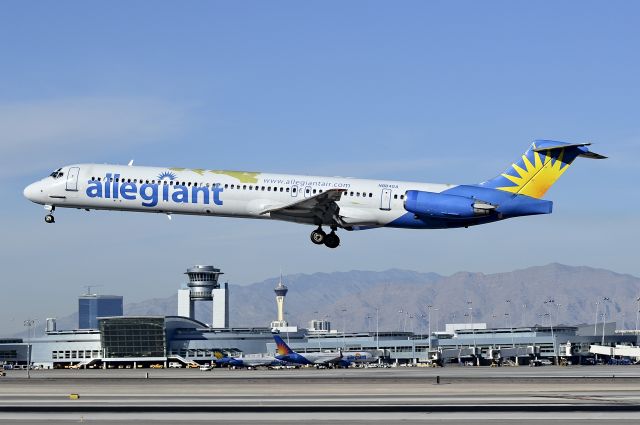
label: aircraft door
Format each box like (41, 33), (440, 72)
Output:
(304, 186), (312, 198)
(66, 167), (80, 191)
(291, 186), (298, 197)
(379, 189), (391, 210)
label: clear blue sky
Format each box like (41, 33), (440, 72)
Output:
(0, 1), (638, 334)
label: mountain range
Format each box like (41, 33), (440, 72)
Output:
(31, 263), (640, 336)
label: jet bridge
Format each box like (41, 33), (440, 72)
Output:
(590, 345), (640, 358)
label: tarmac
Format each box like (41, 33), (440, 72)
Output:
(1, 365), (640, 424)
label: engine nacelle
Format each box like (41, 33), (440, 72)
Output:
(404, 190), (495, 219)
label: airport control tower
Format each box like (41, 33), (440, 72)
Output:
(270, 275), (288, 329)
(178, 265), (229, 328)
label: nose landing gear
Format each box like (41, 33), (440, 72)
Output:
(310, 226), (340, 248)
(44, 205), (55, 224)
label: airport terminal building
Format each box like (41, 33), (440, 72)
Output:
(1, 265), (639, 369)
(3, 320), (638, 369)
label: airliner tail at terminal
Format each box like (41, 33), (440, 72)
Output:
(24, 140), (605, 248)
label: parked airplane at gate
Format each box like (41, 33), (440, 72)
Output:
(273, 334), (341, 365)
(212, 350), (282, 368)
(23, 140), (605, 248)
(338, 350), (380, 367)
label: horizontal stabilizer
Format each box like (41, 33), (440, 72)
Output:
(577, 150), (607, 160)
(532, 141), (607, 159)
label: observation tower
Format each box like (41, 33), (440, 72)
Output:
(270, 275), (288, 329)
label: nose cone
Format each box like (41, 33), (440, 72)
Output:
(23, 182), (41, 203)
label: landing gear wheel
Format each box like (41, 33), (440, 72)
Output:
(44, 214), (55, 224)
(324, 232), (340, 249)
(310, 227), (326, 245)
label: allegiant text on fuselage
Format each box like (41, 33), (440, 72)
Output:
(85, 173), (224, 207)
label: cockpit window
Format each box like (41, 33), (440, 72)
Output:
(49, 168), (64, 179)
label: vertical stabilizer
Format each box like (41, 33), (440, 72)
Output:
(273, 334), (294, 356)
(480, 140), (605, 199)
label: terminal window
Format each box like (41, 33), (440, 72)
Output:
(100, 317), (166, 358)
(0, 350), (17, 361)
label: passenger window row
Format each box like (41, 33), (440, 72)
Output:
(91, 176), (219, 187)
(89, 176), (404, 200)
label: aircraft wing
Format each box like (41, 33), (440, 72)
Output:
(259, 189), (346, 224)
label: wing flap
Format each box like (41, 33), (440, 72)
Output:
(259, 188), (346, 216)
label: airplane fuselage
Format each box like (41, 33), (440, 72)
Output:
(24, 163), (470, 229)
(276, 351), (341, 365)
(216, 355), (281, 368)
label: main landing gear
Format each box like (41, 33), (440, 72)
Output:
(310, 226), (340, 249)
(44, 205), (55, 224)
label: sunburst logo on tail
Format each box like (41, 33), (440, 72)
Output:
(274, 336), (293, 355)
(497, 146), (571, 199)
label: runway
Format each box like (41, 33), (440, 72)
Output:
(2, 366), (640, 423)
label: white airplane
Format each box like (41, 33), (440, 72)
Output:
(23, 140), (604, 248)
(338, 350), (380, 367)
(212, 351), (283, 368)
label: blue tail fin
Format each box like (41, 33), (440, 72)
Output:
(273, 334), (294, 356)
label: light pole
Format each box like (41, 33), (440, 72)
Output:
(635, 297), (640, 336)
(505, 313), (514, 347)
(544, 299), (557, 363)
(285, 312), (291, 344)
(341, 308), (347, 349)
(505, 299), (513, 346)
(601, 297), (611, 345)
(23, 319), (35, 378)
(434, 308), (439, 334)
(521, 304), (527, 327)
(464, 312), (470, 348)
(466, 305), (476, 365)
(594, 300), (600, 336)
(427, 305), (432, 353)
(543, 312), (556, 363)
(375, 307), (379, 351)
(467, 304), (476, 349)
(593, 297), (610, 336)
(469, 307), (476, 348)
